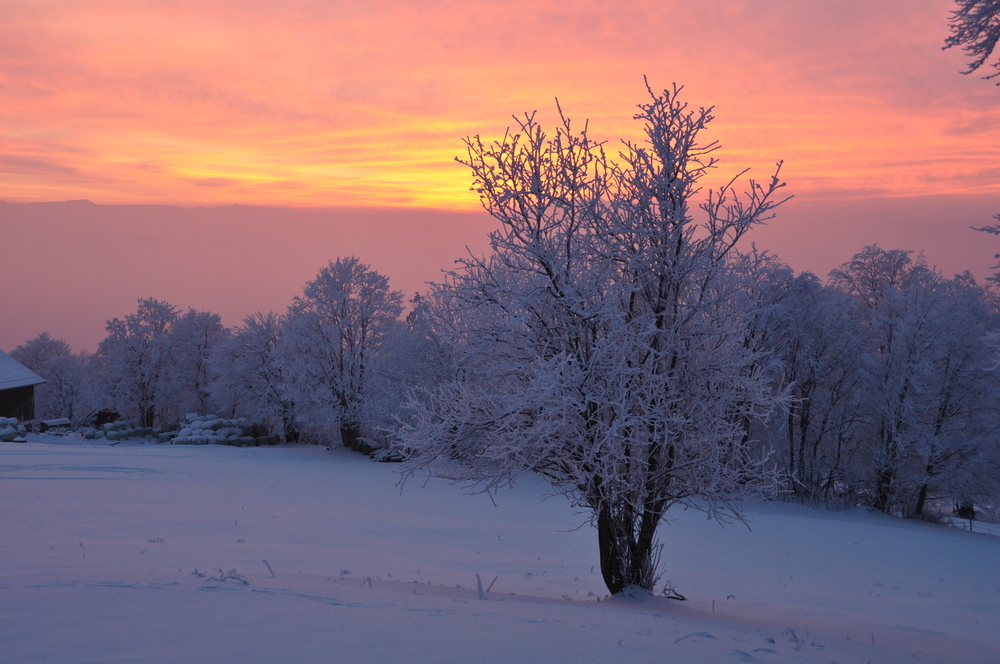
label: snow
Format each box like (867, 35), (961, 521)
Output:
(0, 348), (45, 390)
(2, 437), (999, 663)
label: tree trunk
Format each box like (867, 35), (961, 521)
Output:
(874, 466), (895, 513)
(597, 502), (630, 595)
(282, 418), (299, 443)
(914, 482), (929, 518)
(787, 404), (796, 491)
(340, 420), (369, 452)
(281, 402), (299, 443)
(797, 397), (812, 496)
(139, 406), (155, 429)
(596, 500), (662, 595)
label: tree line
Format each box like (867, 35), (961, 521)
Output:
(13, 255), (408, 454)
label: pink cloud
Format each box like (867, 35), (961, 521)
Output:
(2, 0), (996, 206)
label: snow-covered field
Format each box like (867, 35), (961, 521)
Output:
(2, 437), (999, 663)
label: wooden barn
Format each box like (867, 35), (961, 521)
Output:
(0, 350), (44, 421)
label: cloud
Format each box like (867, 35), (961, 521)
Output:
(0, 154), (82, 177)
(1, 0), (996, 206)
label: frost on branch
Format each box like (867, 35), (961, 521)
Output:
(398, 82), (789, 596)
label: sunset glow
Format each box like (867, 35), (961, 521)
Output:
(3, 0), (1000, 353)
(4, 0), (998, 208)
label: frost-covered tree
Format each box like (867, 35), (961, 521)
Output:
(828, 246), (1000, 516)
(754, 267), (866, 502)
(165, 308), (228, 417)
(907, 273), (1000, 516)
(399, 84), (788, 596)
(945, 0), (1000, 82)
(390, 292), (466, 400)
(10, 332), (72, 370)
(281, 257), (403, 450)
(95, 299), (228, 426)
(10, 333), (87, 421)
(829, 247), (940, 513)
(397, 292), (459, 389)
(752, 245), (1000, 515)
(96, 298), (179, 427)
(212, 312), (299, 440)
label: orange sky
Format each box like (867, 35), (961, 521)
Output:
(3, 0), (998, 208)
(3, 0), (1000, 353)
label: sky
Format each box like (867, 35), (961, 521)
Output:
(2, 0), (999, 351)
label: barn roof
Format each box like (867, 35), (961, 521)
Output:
(0, 350), (45, 391)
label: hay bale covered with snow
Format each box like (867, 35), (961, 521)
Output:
(169, 414), (273, 447)
(97, 420), (155, 441)
(0, 417), (27, 442)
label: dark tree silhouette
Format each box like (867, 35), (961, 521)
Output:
(945, 0), (1000, 82)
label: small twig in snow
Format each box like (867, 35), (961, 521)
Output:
(208, 567), (248, 585)
(262, 559), (275, 578)
(660, 580), (685, 601)
(782, 628), (804, 651)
